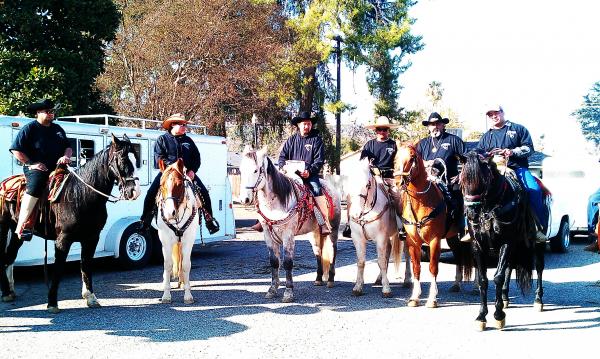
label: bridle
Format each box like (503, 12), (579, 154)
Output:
(394, 154), (432, 195)
(244, 153), (266, 192)
(159, 165), (197, 240)
(109, 147), (139, 191)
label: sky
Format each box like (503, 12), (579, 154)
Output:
(336, 0), (600, 157)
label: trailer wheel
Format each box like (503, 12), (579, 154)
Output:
(118, 223), (153, 269)
(550, 218), (570, 253)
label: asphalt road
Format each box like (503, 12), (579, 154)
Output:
(1, 205), (599, 359)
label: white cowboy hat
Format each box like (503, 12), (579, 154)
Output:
(364, 116), (400, 130)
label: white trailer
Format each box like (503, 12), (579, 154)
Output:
(0, 114), (235, 268)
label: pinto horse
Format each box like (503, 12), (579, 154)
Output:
(0, 134), (140, 313)
(393, 143), (472, 308)
(459, 151), (544, 331)
(155, 158), (200, 304)
(239, 146), (341, 303)
(347, 157), (409, 296)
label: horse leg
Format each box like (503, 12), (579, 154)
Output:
(426, 239), (441, 308)
(502, 267), (512, 309)
(326, 228), (338, 287)
(47, 238), (73, 313)
(351, 231), (367, 296)
(265, 241), (280, 299)
(160, 238), (174, 304)
(402, 241), (413, 288)
(492, 244), (511, 330)
(375, 238), (392, 286)
(534, 242), (545, 311)
(407, 241), (422, 307)
(376, 235), (392, 297)
(181, 238), (195, 304)
(281, 236), (295, 303)
(447, 235), (462, 292)
(0, 224), (17, 301)
(310, 230), (324, 286)
(80, 238), (101, 308)
(473, 249), (489, 331)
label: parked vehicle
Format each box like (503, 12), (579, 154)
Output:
(0, 114), (235, 268)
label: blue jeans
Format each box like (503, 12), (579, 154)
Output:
(587, 187), (600, 233)
(515, 167), (548, 230)
(304, 175), (322, 196)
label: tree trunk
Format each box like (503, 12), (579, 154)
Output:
(300, 66), (317, 112)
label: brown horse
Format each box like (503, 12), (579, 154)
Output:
(393, 143), (472, 308)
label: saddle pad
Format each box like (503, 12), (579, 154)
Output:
(0, 174), (26, 202)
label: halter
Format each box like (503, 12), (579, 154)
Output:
(350, 172), (393, 240)
(245, 153), (266, 192)
(159, 167), (197, 241)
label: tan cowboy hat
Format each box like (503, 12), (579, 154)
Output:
(162, 113), (188, 130)
(364, 116), (400, 130)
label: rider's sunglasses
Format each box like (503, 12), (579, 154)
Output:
(42, 109), (55, 114)
(375, 127), (389, 132)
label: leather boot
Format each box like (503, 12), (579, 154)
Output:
(315, 196), (331, 236)
(204, 212), (220, 234)
(250, 220), (263, 232)
(16, 194), (39, 241)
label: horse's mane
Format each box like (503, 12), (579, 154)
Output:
(64, 147), (113, 206)
(459, 151), (495, 195)
(266, 157), (293, 206)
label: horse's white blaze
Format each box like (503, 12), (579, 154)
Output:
(128, 152), (141, 199)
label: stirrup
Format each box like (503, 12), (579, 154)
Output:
(534, 230), (547, 244)
(19, 229), (33, 242)
(460, 232), (472, 243)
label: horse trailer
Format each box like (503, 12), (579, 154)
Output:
(0, 115), (235, 268)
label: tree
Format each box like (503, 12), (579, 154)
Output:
(0, 0), (120, 115)
(426, 81), (444, 110)
(572, 81), (600, 145)
(99, 0), (291, 136)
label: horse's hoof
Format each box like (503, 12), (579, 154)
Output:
(449, 284), (460, 293)
(184, 298), (195, 305)
(382, 291), (393, 298)
(326, 281), (334, 288)
(160, 297), (172, 304)
(265, 290), (277, 299)
(47, 306), (60, 314)
(352, 288), (363, 297)
(475, 321), (486, 332)
(534, 301), (543, 312)
(282, 292), (294, 303)
(495, 318), (506, 330)
(407, 299), (419, 307)
(503, 300), (509, 309)
(1, 292), (16, 302)
(313, 280), (324, 286)
(426, 300), (438, 308)
(402, 281), (413, 289)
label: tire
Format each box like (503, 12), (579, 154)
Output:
(550, 218), (570, 253)
(118, 223), (153, 269)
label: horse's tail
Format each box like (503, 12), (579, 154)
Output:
(391, 232), (402, 271)
(512, 240), (534, 295)
(321, 232), (335, 281)
(171, 242), (183, 286)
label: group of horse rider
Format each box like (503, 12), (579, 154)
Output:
(8, 98), (551, 244)
(8, 100), (221, 241)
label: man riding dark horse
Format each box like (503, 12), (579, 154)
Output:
(139, 113), (219, 234)
(416, 112), (467, 240)
(9, 99), (73, 241)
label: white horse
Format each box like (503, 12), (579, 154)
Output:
(239, 146), (341, 303)
(155, 158), (200, 304)
(347, 158), (411, 297)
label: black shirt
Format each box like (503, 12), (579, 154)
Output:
(476, 121), (533, 169)
(278, 130), (325, 176)
(416, 132), (465, 179)
(360, 139), (397, 170)
(154, 132), (201, 173)
(10, 120), (70, 170)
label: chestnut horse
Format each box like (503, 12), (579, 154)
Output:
(239, 146), (341, 303)
(155, 158), (200, 304)
(459, 151), (543, 331)
(393, 143), (472, 308)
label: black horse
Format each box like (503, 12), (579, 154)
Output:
(0, 134), (140, 313)
(459, 151), (544, 331)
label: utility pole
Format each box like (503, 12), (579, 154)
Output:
(251, 113), (258, 149)
(334, 35), (342, 175)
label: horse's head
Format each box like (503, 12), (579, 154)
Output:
(108, 134), (140, 200)
(159, 158), (188, 221)
(459, 151), (497, 216)
(239, 145), (268, 205)
(393, 142), (422, 188)
(348, 156), (372, 197)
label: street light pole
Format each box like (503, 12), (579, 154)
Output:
(251, 113), (258, 149)
(334, 35), (342, 175)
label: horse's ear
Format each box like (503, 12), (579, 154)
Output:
(176, 158), (185, 173)
(243, 144), (252, 154)
(122, 133), (131, 143)
(159, 158), (166, 172)
(111, 133), (119, 145)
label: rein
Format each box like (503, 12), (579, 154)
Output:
(350, 174), (392, 240)
(159, 167), (198, 242)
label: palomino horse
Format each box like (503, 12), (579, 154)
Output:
(459, 151), (544, 331)
(0, 134), (140, 313)
(239, 146), (341, 303)
(347, 157), (409, 296)
(155, 158), (200, 304)
(393, 143), (472, 308)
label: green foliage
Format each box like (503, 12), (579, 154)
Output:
(572, 81), (600, 145)
(0, 0), (120, 115)
(341, 137), (361, 155)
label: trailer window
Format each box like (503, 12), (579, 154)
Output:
(67, 138), (96, 168)
(107, 140), (141, 168)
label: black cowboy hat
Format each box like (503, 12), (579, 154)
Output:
(291, 111), (317, 126)
(26, 99), (59, 114)
(422, 112), (449, 126)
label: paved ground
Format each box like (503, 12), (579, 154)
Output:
(1, 204), (599, 359)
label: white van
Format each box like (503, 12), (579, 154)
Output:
(0, 115), (235, 268)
